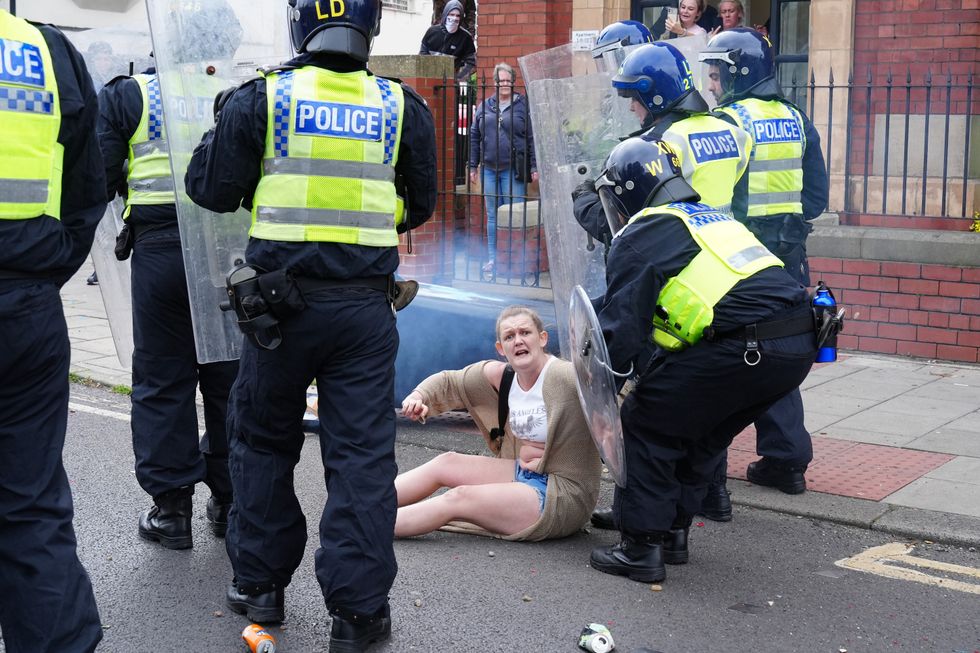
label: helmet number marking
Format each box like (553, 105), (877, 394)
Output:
(315, 0), (346, 19)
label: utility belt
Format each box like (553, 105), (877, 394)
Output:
(114, 221), (178, 261)
(702, 301), (818, 366)
(221, 264), (418, 350)
(743, 214), (812, 246)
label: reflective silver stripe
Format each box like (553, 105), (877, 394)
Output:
(749, 190), (802, 205)
(132, 140), (170, 158)
(715, 203), (732, 214)
(749, 158), (802, 172)
(727, 245), (774, 268)
(262, 158), (396, 182)
(128, 176), (175, 193)
(256, 206), (395, 230)
(0, 178), (47, 203)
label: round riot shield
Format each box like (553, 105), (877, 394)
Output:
(90, 199), (134, 368)
(569, 285), (625, 487)
(146, 0), (291, 363)
(519, 44), (637, 356)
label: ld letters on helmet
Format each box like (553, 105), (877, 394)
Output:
(315, 0), (346, 19)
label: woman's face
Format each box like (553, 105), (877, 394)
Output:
(719, 1), (743, 29)
(678, 0), (702, 27)
(496, 314), (548, 370)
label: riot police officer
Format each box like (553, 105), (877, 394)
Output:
(0, 10), (103, 652)
(97, 4), (241, 550)
(185, 1), (436, 650)
(588, 137), (816, 584)
(582, 41), (751, 526)
(699, 28), (829, 496)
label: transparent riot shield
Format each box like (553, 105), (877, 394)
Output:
(569, 285), (625, 487)
(519, 44), (636, 356)
(66, 26), (154, 92)
(667, 33), (714, 109)
(146, 0), (291, 363)
(89, 199), (134, 368)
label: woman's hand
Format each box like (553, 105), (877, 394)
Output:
(401, 391), (429, 422)
(468, 168), (479, 185)
(518, 443), (544, 471)
(665, 16), (684, 36)
(708, 25), (722, 38)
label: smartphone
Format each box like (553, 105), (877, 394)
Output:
(667, 7), (678, 23)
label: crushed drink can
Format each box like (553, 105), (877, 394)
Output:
(242, 624), (276, 653)
(579, 623), (615, 653)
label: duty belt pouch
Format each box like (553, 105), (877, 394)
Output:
(114, 222), (134, 261)
(222, 264), (282, 350)
(257, 269), (307, 320)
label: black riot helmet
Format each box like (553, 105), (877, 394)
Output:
(698, 27), (780, 104)
(287, 0), (382, 62)
(595, 136), (700, 235)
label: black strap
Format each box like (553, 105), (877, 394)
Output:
(488, 364), (515, 444)
(703, 306), (815, 342)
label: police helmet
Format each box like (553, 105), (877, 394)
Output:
(591, 20), (653, 60)
(612, 42), (709, 117)
(287, 0), (381, 62)
(698, 27), (779, 104)
(595, 136), (699, 234)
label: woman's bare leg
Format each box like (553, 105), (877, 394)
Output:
(395, 482), (542, 538)
(395, 451), (514, 506)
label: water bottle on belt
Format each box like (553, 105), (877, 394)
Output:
(812, 281), (840, 363)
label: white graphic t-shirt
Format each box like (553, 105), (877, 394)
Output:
(508, 357), (554, 443)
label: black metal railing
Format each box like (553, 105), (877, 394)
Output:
(783, 67), (977, 221)
(435, 75), (547, 290)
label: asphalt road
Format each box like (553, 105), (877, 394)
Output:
(3, 383), (978, 653)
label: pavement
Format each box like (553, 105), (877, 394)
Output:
(61, 263), (980, 547)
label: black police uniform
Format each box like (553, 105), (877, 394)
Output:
(0, 19), (103, 653)
(598, 210), (816, 535)
(713, 104), (829, 482)
(185, 52), (436, 617)
(98, 70), (239, 517)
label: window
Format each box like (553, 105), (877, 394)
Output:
(382, 0), (412, 11)
(771, 0), (810, 106)
(632, 0), (677, 42)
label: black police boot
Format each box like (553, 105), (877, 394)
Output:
(697, 482), (733, 522)
(206, 495), (231, 538)
(746, 457), (807, 495)
(329, 603), (392, 653)
(226, 584), (285, 624)
(664, 527), (689, 565)
(138, 489), (192, 550)
(590, 507), (616, 530)
(590, 534), (666, 583)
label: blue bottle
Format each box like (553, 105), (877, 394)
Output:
(812, 281), (838, 363)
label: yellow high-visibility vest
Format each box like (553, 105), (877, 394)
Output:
(124, 73), (175, 217)
(0, 12), (62, 220)
(251, 66), (406, 246)
(628, 201), (783, 351)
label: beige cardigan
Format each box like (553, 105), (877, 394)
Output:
(413, 358), (602, 541)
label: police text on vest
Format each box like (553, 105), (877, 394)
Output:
(688, 131), (739, 163)
(0, 38), (46, 88)
(752, 118), (801, 144)
(295, 100), (383, 142)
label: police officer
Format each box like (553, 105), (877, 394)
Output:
(582, 41), (751, 526)
(590, 19), (653, 63)
(0, 10), (103, 652)
(699, 28), (829, 496)
(184, 1), (436, 650)
(588, 137), (816, 584)
(97, 7), (241, 550)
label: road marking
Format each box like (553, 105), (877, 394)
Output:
(835, 542), (980, 595)
(69, 401), (130, 422)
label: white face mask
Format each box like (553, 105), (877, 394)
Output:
(445, 15), (460, 32)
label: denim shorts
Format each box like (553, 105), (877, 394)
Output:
(514, 460), (548, 513)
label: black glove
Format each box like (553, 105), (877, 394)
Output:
(213, 86), (237, 120)
(572, 178), (597, 202)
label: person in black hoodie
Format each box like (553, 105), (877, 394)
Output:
(419, 0), (476, 82)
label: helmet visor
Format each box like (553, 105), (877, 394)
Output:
(698, 48), (740, 67)
(595, 172), (630, 238)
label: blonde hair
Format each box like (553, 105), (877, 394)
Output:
(719, 0), (745, 16)
(495, 305), (545, 340)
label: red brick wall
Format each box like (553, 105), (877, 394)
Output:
(475, 0), (574, 87)
(811, 257), (980, 363)
(397, 74), (455, 283)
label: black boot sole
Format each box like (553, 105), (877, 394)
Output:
(226, 598), (284, 624)
(138, 528), (192, 550)
(747, 474), (807, 495)
(589, 556), (666, 583)
(329, 622), (391, 653)
(697, 508), (733, 522)
(207, 519), (228, 538)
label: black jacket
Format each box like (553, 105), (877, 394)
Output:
(468, 92), (536, 176)
(0, 22), (106, 285)
(419, 0), (476, 81)
(97, 69), (178, 228)
(598, 208), (808, 375)
(184, 53), (437, 281)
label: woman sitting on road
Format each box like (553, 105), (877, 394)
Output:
(396, 305), (602, 541)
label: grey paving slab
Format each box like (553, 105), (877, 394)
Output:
(72, 337), (121, 358)
(813, 377), (921, 401)
(68, 324), (116, 341)
(945, 409), (980, 432)
(801, 388), (885, 416)
(804, 411), (850, 433)
(873, 394), (978, 420)
(922, 456), (980, 484)
(828, 408), (953, 439)
(882, 477), (980, 518)
(904, 378), (980, 402)
(906, 428), (980, 458)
